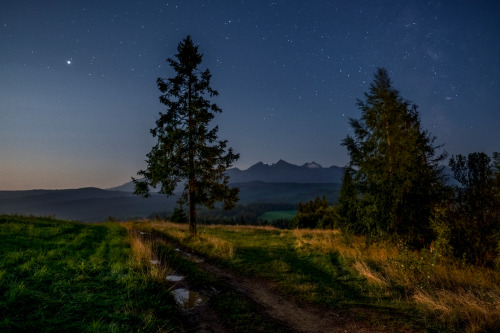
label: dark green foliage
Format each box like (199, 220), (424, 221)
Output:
(133, 36), (239, 236)
(432, 152), (500, 266)
(293, 196), (335, 229)
(342, 68), (447, 246)
(170, 203), (188, 223)
(334, 167), (362, 233)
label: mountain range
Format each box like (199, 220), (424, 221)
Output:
(226, 159), (344, 184)
(0, 160), (344, 222)
(109, 160), (344, 192)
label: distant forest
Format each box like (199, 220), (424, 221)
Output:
(150, 202), (296, 229)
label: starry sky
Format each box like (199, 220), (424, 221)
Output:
(1, 1), (499, 190)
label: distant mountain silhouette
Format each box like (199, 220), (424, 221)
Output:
(108, 160), (344, 192)
(108, 181), (165, 193)
(227, 160), (344, 183)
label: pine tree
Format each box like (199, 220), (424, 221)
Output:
(342, 68), (447, 246)
(170, 202), (188, 223)
(133, 36), (239, 236)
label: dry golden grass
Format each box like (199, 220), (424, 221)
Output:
(292, 228), (340, 254)
(414, 288), (500, 332)
(292, 228), (397, 261)
(129, 235), (153, 266)
(290, 227), (499, 332)
(141, 221), (236, 259)
(126, 229), (172, 282)
(190, 233), (236, 259)
(352, 261), (388, 287)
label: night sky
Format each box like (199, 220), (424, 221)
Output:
(1, 1), (499, 190)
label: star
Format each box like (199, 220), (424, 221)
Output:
(66, 60), (71, 65)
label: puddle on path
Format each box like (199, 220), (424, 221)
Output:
(166, 274), (184, 282)
(171, 288), (208, 309)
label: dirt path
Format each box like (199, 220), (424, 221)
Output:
(196, 258), (389, 333)
(138, 231), (419, 333)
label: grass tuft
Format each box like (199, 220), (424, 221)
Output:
(352, 261), (388, 287)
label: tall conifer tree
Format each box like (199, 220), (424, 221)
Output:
(133, 36), (239, 236)
(342, 68), (447, 246)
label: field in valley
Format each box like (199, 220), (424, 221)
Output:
(1, 215), (499, 332)
(258, 210), (297, 221)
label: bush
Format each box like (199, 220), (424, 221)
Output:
(432, 153), (500, 266)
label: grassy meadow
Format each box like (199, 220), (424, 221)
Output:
(2, 215), (498, 332)
(133, 221), (500, 333)
(0, 215), (180, 332)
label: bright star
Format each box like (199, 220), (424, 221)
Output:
(66, 60), (71, 65)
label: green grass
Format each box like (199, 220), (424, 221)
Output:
(188, 226), (375, 307)
(258, 210), (297, 221)
(0, 215), (180, 332)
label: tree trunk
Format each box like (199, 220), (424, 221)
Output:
(189, 184), (197, 236)
(187, 74), (197, 236)
(384, 113), (393, 175)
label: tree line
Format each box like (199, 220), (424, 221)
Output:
(165, 202), (296, 227)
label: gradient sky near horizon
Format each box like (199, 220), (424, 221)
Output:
(1, 1), (499, 190)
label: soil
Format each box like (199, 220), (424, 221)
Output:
(138, 230), (421, 333)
